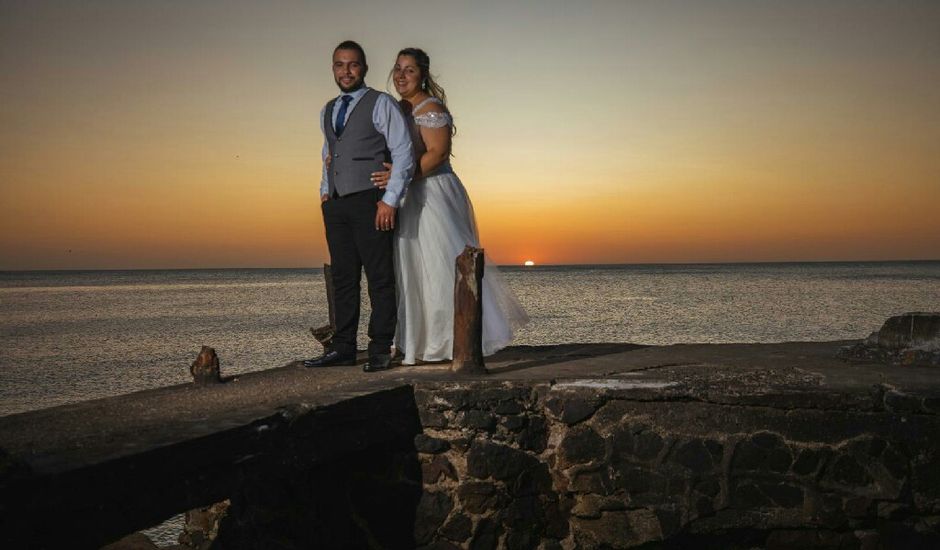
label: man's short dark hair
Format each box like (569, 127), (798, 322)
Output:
(334, 40), (367, 68)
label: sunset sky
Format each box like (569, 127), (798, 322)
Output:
(1, 0), (938, 269)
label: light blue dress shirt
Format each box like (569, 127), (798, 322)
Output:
(319, 86), (414, 208)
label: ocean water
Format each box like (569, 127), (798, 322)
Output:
(1, 261), (938, 545)
(2, 262), (938, 418)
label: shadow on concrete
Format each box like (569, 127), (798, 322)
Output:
(487, 343), (647, 375)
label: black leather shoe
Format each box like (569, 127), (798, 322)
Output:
(303, 350), (357, 368)
(363, 353), (392, 372)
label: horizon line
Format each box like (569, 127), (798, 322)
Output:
(2, 258), (938, 273)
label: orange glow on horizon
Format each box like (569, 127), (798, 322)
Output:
(1, 2), (938, 269)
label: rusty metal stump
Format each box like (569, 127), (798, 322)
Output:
(452, 246), (486, 374)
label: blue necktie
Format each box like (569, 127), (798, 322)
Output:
(334, 95), (352, 135)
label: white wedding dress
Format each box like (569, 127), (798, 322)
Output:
(394, 97), (528, 365)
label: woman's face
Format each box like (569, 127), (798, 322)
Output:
(393, 55), (422, 98)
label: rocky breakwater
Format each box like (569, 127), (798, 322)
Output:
(840, 312), (940, 366)
(408, 341), (940, 549)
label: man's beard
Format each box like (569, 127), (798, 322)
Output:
(337, 80), (364, 93)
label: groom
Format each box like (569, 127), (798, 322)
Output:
(304, 40), (414, 372)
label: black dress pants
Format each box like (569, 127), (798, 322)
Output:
(322, 188), (396, 356)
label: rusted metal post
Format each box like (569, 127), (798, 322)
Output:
(452, 246), (486, 374)
(190, 346), (222, 384)
(310, 263), (337, 348)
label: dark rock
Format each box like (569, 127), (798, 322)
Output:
(415, 433), (450, 454)
(100, 533), (160, 550)
(706, 440), (723, 460)
(180, 500), (229, 549)
(731, 433), (792, 474)
(614, 464), (666, 496)
(450, 436), (472, 453)
(469, 517), (503, 550)
(825, 455), (873, 486)
(731, 440), (764, 471)
(505, 526), (540, 550)
(503, 495), (542, 525)
(881, 446), (908, 481)
(695, 495), (715, 516)
(419, 409), (448, 428)
(571, 512), (629, 548)
(673, 439), (718, 474)
(467, 440), (534, 481)
(510, 463), (553, 496)
(731, 481), (772, 508)
(839, 312), (940, 366)
(439, 512), (472, 543)
(561, 399), (599, 425)
(655, 508), (682, 539)
(913, 455), (940, 505)
(626, 509), (664, 545)
(877, 312), (940, 351)
(866, 437), (888, 457)
(494, 400), (524, 415)
(877, 501), (909, 519)
(751, 432), (782, 448)
(856, 530), (881, 550)
(813, 493), (847, 528)
(423, 388), (469, 411)
(885, 390), (923, 412)
(568, 466), (613, 494)
(573, 509), (662, 548)
(572, 495), (604, 519)
(476, 386), (526, 405)
(695, 478), (721, 498)
(457, 481), (503, 513)
(765, 529), (848, 550)
(591, 400), (633, 429)
(455, 410), (497, 431)
(609, 424), (635, 456)
(633, 430), (665, 461)
(544, 498), (572, 539)
(923, 397), (940, 413)
(418, 541), (462, 550)
(844, 496), (874, 518)
(423, 454), (457, 484)
(667, 476), (690, 497)
(545, 395), (600, 425)
(792, 448), (827, 476)
(760, 481), (804, 508)
(500, 414), (526, 432)
(572, 495), (625, 519)
(557, 425), (605, 467)
(414, 491), (454, 545)
(517, 416), (548, 452)
(190, 346), (222, 384)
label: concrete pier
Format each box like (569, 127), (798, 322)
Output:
(2, 341), (939, 548)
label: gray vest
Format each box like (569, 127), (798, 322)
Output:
(324, 89), (390, 197)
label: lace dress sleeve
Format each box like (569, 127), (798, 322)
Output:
(413, 110), (452, 129)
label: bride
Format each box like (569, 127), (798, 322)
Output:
(375, 47), (528, 365)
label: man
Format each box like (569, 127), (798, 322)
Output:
(304, 40), (415, 372)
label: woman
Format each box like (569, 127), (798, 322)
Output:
(376, 47), (527, 365)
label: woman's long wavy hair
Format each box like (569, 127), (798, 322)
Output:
(388, 47), (456, 135)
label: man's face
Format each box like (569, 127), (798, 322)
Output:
(332, 48), (366, 93)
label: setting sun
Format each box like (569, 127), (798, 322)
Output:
(524, 260), (535, 267)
